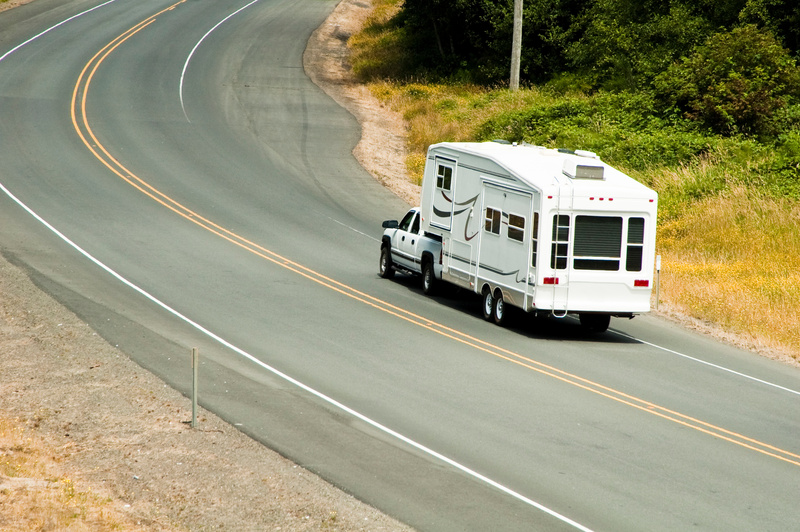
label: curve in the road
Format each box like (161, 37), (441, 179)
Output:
(3, 2), (800, 530)
(63, 0), (800, 473)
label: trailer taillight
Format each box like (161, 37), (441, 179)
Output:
(634, 280), (650, 287)
(543, 277), (559, 285)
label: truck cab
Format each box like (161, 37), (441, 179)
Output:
(380, 207), (442, 293)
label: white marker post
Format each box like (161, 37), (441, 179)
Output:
(655, 255), (662, 311)
(191, 347), (199, 428)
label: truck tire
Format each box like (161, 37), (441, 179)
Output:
(379, 246), (395, 279)
(482, 286), (494, 321)
(422, 260), (436, 295)
(493, 290), (506, 326)
(580, 313), (610, 333)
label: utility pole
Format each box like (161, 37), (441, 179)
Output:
(510, 0), (523, 90)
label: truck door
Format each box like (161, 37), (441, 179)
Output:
(392, 210), (421, 271)
(399, 211), (422, 270)
(430, 157), (456, 231)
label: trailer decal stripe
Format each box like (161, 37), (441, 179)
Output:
(455, 194), (481, 206)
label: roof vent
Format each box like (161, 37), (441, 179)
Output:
(563, 159), (605, 180)
(575, 149), (599, 159)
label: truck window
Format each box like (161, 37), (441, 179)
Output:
(551, 215), (570, 269)
(508, 214), (525, 242)
(484, 207), (501, 234)
(411, 213), (421, 234)
(399, 211), (416, 232)
(626, 218), (645, 271)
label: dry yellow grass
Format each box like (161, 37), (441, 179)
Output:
(367, 82), (542, 183)
(656, 187), (800, 358)
(0, 416), (149, 531)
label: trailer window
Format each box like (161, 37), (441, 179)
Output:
(574, 216), (622, 271)
(531, 213), (539, 268)
(508, 214), (525, 242)
(626, 218), (645, 271)
(550, 215), (570, 269)
(484, 207), (501, 235)
(436, 164), (453, 191)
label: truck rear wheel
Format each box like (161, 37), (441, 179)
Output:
(482, 287), (494, 321)
(422, 260), (436, 295)
(379, 246), (395, 279)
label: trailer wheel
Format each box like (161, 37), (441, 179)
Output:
(379, 246), (395, 279)
(422, 260), (436, 295)
(493, 290), (506, 326)
(580, 313), (610, 333)
(482, 287), (494, 321)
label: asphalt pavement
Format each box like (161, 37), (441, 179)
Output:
(1, 1), (799, 530)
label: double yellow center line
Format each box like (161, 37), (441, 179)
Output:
(69, 2), (800, 468)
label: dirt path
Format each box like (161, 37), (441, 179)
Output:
(0, 0), (414, 530)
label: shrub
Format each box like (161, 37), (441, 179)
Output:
(475, 91), (713, 170)
(654, 25), (800, 137)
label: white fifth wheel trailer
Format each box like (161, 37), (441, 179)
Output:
(416, 141), (658, 332)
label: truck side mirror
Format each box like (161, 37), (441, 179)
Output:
(382, 220), (399, 229)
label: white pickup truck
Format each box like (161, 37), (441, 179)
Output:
(379, 207), (443, 294)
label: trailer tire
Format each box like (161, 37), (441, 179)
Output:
(580, 313), (610, 333)
(493, 290), (506, 326)
(422, 260), (436, 295)
(379, 246), (395, 279)
(482, 286), (494, 321)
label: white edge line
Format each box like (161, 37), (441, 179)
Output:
(0, 0), (119, 64)
(179, 0), (261, 122)
(615, 331), (800, 397)
(0, 179), (593, 531)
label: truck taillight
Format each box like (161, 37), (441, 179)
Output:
(634, 280), (650, 287)
(439, 249), (443, 264)
(543, 277), (559, 285)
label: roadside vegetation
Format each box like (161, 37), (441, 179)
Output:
(351, 0), (800, 359)
(0, 415), (148, 531)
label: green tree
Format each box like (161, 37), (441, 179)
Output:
(654, 25), (800, 136)
(740, 0), (800, 55)
(565, 0), (718, 90)
(398, 0), (582, 83)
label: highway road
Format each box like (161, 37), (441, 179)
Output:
(1, 1), (799, 530)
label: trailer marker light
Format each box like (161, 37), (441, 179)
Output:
(543, 277), (559, 285)
(634, 280), (650, 287)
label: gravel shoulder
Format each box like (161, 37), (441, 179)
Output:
(1, 0), (413, 530)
